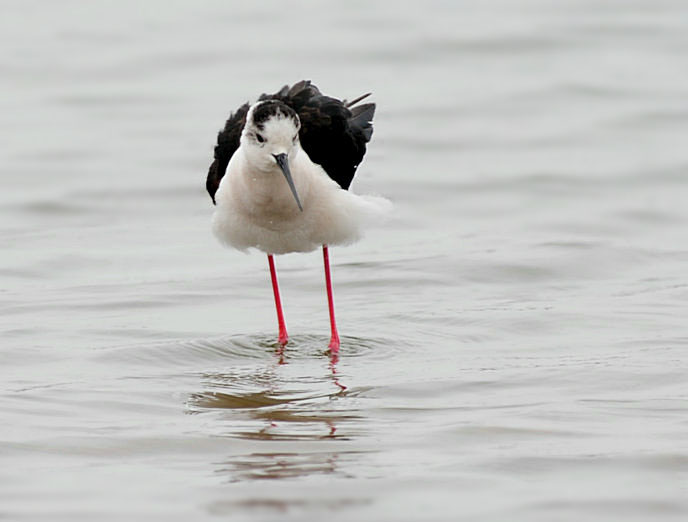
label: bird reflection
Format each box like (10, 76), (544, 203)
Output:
(214, 451), (368, 483)
(329, 351), (347, 392)
(188, 340), (353, 441)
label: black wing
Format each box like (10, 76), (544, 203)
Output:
(206, 102), (249, 204)
(206, 81), (375, 204)
(271, 80), (375, 190)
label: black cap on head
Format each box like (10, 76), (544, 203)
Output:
(251, 100), (299, 130)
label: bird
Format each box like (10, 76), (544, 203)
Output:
(206, 80), (387, 354)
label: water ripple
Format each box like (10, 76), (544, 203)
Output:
(97, 333), (408, 369)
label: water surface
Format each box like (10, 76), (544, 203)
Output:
(2, 1), (688, 520)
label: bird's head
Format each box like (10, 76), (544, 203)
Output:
(241, 100), (303, 211)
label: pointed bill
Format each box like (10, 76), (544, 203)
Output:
(273, 153), (303, 212)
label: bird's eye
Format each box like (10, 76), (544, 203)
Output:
(255, 134), (265, 143)
(292, 135), (298, 143)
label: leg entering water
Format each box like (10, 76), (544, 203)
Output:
(267, 254), (288, 346)
(322, 245), (340, 353)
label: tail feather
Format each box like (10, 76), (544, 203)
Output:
(349, 103), (376, 142)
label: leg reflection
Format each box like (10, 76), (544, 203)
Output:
(329, 351), (347, 392)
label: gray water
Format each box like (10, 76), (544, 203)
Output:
(2, 1), (688, 520)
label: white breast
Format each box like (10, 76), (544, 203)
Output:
(211, 147), (389, 255)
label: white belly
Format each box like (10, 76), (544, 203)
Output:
(211, 149), (386, 255)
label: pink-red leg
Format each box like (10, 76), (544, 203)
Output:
(267, 254), (288, 346)
(322, 245), (340, 353)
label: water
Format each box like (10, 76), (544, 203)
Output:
(2, 1), (688, 520)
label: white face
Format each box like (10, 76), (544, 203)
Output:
(241, 104), (301, 171)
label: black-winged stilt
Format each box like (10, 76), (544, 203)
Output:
(206, 80), (387, 354)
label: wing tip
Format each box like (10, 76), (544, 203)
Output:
(350, 102), (376, 142)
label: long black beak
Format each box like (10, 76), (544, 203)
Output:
(273, 153), (303, 212)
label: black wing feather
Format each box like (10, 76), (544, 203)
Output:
(206, 102), (249, 204)
(273, 80), (375, 190)
(206, 80), (375, 204)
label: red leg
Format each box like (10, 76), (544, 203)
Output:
(322, 245), (340, 353)
(267, 254), (288, 346)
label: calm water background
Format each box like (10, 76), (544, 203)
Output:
(2, 1), (688, 520)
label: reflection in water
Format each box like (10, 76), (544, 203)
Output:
(188, 338), (371, 496)
(276, 343), (286, 365)
(207, 496), (372, 517)
(215, 451), (366, 482)
(329, 352), (347, 392)
(187, 339), (355, 441)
